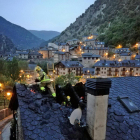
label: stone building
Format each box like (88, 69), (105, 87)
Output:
(81, 46), (109, 58)
(94, 60), (140, 77)
(28, 52), (43, 59)
(38, 47), (57, 59)
(55, 60), (83, 76)
(53, 51), (71, 63)
(58, 43), (69, 52)
(82, 53), (100, 68)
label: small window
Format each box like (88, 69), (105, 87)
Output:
(118, 96), (140, 113)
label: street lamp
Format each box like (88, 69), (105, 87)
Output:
(7, 92), (11, 96)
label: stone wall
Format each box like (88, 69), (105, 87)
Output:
(0, 108), (12, 120)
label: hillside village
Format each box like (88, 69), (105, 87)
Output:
(1, 32), (140, 82)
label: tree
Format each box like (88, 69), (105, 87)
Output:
(5, 58), (20, 81)
(55, 73), (78, 87)
(18, 60), (28, 70)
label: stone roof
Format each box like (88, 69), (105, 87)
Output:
(9, 76), (140, 140)
(106, 76), (140, 140)
(135, 55), (140, 59)
(95, 42), (105, 45)
(94, 60), (140, 67)
(60, 61), (83, 68)
(115, 48), (130, 54)
(82, 53), (100, 58)
(9, 84), (90, 140)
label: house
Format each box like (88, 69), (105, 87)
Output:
(18, 52), (29, 59)
(115, 48), (130, 54)
(53, 51), (71, 63)
(38, 47), (57, 59)
(69, 45), (81, 59)
(119, 53), (131, 60)
(9, 76), (140, 140)
(94, 60), (140, 77)
(81, 46), (109, 58)
(48, 42), (59, 49)
(95, 42), (105, 47)
(58, 43), (70, 52)
(82, 53), (100, 67)
(82, 33), (98, 42)
(55, 60), (83, 76)
(28, 52), (43, 59)
(135, 55), (140, 61)
(84, 39), (96, 46)
(83, 67), (95, 78)
(66, 39), (79, 45)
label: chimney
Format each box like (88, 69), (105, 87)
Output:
(86, 78), (111, 140)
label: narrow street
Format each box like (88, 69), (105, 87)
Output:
(0, 115), (13, 140)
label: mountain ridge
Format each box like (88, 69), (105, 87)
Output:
(0, 16), (44, 49)
(29, 30), (60, 41)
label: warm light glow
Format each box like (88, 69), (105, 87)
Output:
(63, 49), (65, 52)
(87, 70), (90, 73)
(80, 49), (81, 51)
(81, 51), (84, 54)
(27, 75), (30, 78)
(136, 43), (138, 46)
(53, 70), (55, 73)
(7, 92), (11, 96)
(114, 55), (116, 57)
(50, 79), (53, 81)
(106, 53), (108, 55)
(116, 45), (122, 49)
(19, 75), (21, 78)
(118, 59), (122, 62)
(0, 83), (2, 87)
(126, 70), (129, 72)
(20, 70), (24, 73)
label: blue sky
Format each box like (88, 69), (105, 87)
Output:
(0, 0), (95, 32)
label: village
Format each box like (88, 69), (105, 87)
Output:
(0, 33), (140, 84)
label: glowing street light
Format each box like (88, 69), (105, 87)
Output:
(0, 83), (2, 87)
(7, 92), (11, 96)
(20, 70), (24, 73)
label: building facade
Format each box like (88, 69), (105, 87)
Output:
(55, 61), (83, 76)
(53, 51), (71, 63)
(94, 60), (140, 77)
(82, 53), (100, 68)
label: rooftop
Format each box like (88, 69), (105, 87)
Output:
(56, 61), (84, 68)
(82, 53), (100, 58)
(94, 60), (140, 67)
(9, 76), (140, 140)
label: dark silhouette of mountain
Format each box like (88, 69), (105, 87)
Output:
(29, 30), (60, 41)
(0, 34), (15, 52)
(0, 16), (44, 49)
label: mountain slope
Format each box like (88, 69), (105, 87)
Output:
(53, 0), (140, 46)
(29, 30), (60, 41)
(0, 16), (44, 49)
(0, 34), (15, 52)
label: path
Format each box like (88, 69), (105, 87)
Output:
(0, 115), (13, 140)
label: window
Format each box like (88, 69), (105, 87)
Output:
(63, 68), (65, 70)
(118, 96), (140, 113)
(63, 72), (65, 74)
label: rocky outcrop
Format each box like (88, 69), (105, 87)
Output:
(0, 34), (15, 53)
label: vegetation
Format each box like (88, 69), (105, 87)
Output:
(55, 73), (80, 87)
(37, 61), (48, 74)
(0, 58), (28, 87)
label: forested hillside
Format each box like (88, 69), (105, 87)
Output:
(53, 0), (140, 47)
